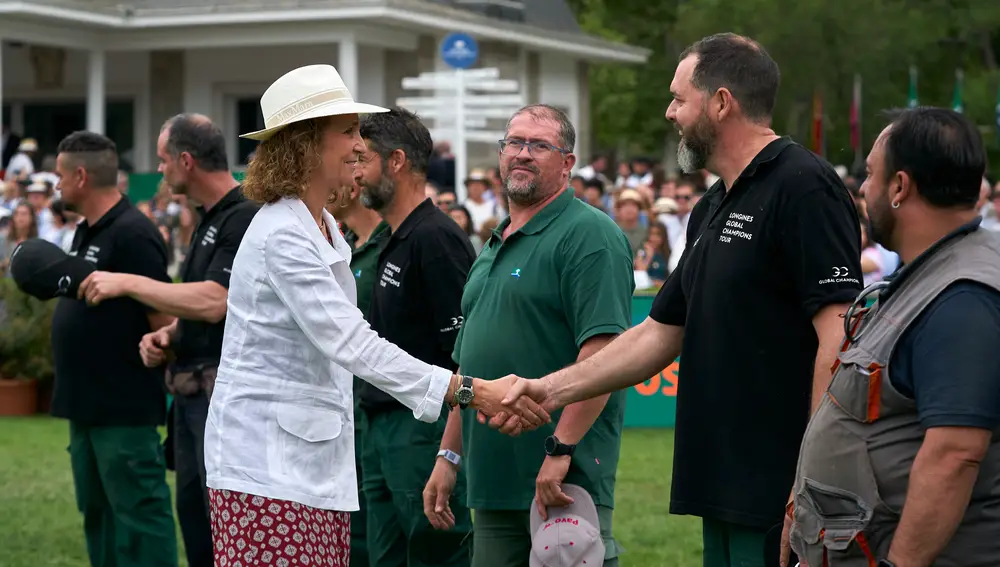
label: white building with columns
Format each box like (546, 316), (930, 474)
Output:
(0, 0), (647, 176)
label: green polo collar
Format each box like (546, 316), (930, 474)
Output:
(347, 220), (390, 254)
(493, 187), (574, 241)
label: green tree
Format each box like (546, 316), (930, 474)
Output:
(569, 0), (1000, 173)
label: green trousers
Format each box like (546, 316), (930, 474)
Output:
(471, 507), (621, 567)
(702, 517), (768, 567)
(361, 407), (472, 567)
(351, 386), (369, 567)
(68, 422), (178, 567)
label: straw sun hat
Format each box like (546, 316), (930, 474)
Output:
(240, 64), (389, 141)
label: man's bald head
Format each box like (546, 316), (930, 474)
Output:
(161, 112), (229, 173)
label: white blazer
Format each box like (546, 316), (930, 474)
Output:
(204, 197), (452, 511)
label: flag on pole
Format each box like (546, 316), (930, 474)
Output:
(952, 68), (964, 113)
(850, 74), (862, 165)
(812, 89), (824, 156)
(907, 65), (919, 108)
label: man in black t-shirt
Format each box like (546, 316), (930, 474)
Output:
(497, 34), (861, 567)
(77, 114), (257, 567)
(353, 108), (474, 567)
(51, 131), (178, 567)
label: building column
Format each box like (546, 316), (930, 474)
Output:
(338, 34), (359, 96)
(86, 48), (106, 134)
(358, 47), (386, 107)
(133, 50), (152, 172)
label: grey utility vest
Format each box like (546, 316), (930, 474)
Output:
(790, 226), (1000, 567)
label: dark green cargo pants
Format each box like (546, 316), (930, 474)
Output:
(702, 517), (768, 567)
(361, 406), (472, 567)
(351, 382), (369, 567)
(68, 422), (178, 567)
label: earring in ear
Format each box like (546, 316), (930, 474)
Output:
(891, 201), (900, 209)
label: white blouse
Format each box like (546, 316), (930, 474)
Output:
(204, 197), (452, 511)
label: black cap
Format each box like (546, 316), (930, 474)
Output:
(9, 238), (95, 301)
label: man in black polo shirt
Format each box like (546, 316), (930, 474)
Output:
(499, 34), (862, 567)
(77, 114), (257, 567)
(329, 182), (391, 567)
(50, 131), (178, 567)
(353, 107), (475, 567)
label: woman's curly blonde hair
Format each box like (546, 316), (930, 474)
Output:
(243, 117), (329, 204)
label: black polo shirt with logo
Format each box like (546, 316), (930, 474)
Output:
(359, 199), (475, 412)
(50, 196), (173, 426)
(172, 187), (258, 369)
(649, 138), (863, 529)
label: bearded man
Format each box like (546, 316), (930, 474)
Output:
(495, 34), (863, 567)
(352, 107), (476, 567)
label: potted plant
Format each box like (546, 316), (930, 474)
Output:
(0, 278), (56, 415)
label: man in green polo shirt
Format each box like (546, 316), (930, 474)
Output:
(422, 104), (634, 567)
(329, 183), (390, 567)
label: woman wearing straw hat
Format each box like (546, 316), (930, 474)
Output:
(202, 65), (550, 566)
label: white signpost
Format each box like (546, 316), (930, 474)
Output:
(396, 33), (524, 202)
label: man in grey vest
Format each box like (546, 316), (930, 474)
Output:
(784, 107), (1000, 566)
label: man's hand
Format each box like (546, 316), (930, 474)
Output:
(501, 374), (557, 414)
(139, 327), (172, 368)
(535, 455), (574, 520)
(780, 507), (794, 567)
(476, 410), (523, 436)
(471, 375), (550, 430)
(422, 458), (458, 530)
(79, 271), (135, 306)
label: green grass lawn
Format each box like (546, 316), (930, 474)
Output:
(0, 416), (702, 567)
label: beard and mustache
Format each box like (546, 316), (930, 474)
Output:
(359, 162), (397, 212)
(866, 190), (895, 250)
(677, 112), (717, 174)
(501, 162), (543, 207)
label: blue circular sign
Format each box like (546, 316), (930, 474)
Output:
(441, 32), (479, 70)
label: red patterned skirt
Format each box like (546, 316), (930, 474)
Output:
(208, 488), (350, 567)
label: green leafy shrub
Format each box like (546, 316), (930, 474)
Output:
(0, 278), (56, 382)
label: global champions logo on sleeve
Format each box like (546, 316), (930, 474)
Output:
(818, 266), (861, 286)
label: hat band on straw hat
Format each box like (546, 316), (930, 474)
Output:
(266, 88), (353, 129)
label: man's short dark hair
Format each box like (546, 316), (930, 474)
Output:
(679, 33), (780, 123)
(162, 113), (229, 172)
(56, 131), (119, 188)
(881, 107), (986, 209)
(360, 107), (434, 175)
(506, 104), (576, 152)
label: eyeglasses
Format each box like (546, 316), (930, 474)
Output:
(675, 195), (692, 201)
(438, 199), (455, 206)
(498, 139), (569, 158)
